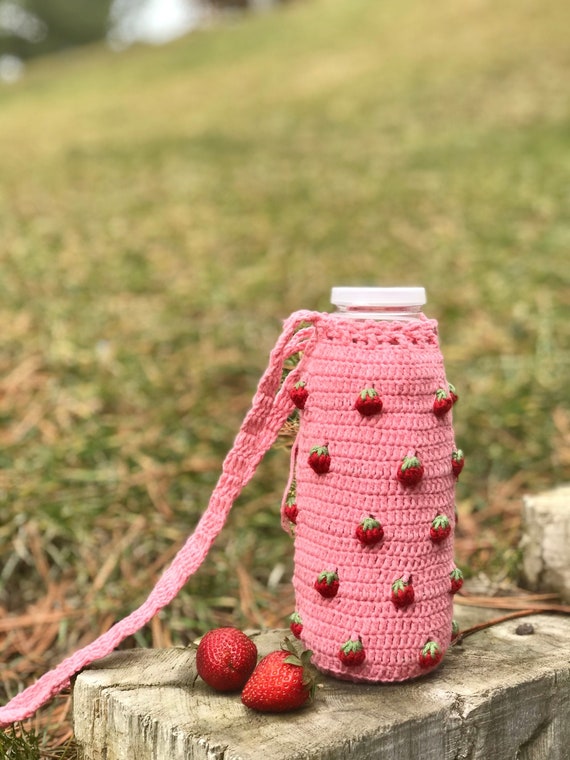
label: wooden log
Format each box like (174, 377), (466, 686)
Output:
(73, 608), (570, 760)
(520, 484), (570, 602)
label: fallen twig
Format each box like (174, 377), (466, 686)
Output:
(453, 590), (570, 644)
(455, 592), (570, 614)
(452, 608), (541, 644)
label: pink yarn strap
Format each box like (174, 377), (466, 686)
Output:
(0, 309), (322, 727)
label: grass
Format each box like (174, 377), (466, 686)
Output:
(0, 726), (41, 759)
(0, 722), (74, 759)
(0, 0), (569, 754)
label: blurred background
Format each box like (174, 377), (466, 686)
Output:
(0, 0), (291, 74)
(1, 0), (569, 755)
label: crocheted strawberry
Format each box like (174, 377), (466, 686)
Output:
(284, 481), (298, 525)
(290, 380), (308, 410)
(391, 576), (415, 608)
(433, 388), (453, 418)
(241, 639), (315, 713)
(338, 637), (365, 667)
(430, 514), (451, 543)
(354, 387), (383, 417)
(451, 449), (465, 478)
(314, 570), (339, 598)
(355, 516), (384, 546)
(397, 453), (424, 487)
(289, 612), (303, 639)
(418, 640), (442, 669)
(448, 383), (458, 405)
(449, 567), (464, 594)
(284, 503), (298, 525)
(308, 444), (331, 474)
(195, 627), (258, 692)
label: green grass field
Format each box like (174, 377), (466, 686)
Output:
(1, 0), (569, 753)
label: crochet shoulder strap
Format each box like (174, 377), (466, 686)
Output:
(0, 309), (322, 727)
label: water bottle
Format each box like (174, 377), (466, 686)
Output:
(282, 287), (461, 681)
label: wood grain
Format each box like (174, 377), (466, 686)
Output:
(74, 608), (570, 759)
(521, 484), (570, 603)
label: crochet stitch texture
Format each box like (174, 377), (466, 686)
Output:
(282, 314), (457, 681)
(0, 309), (458, 725)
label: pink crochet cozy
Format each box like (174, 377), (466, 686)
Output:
(0, 309), (460, 726)
(282, 313), (458, 681)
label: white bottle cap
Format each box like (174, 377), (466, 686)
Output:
(330, 287), (427, 307)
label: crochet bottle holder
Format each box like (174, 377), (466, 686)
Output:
(0, 309), (458, 726)
(282, 314), (457, 682)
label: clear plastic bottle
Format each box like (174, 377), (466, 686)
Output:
(330, 286), (426, 321)
(282, 285), (457, 684)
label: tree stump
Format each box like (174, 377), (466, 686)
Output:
(520, 484), (570, 602)
(73, 607), (570, 760)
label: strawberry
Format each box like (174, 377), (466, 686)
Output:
(397, 452), (424, 487)
(308, 444), (331, 475)
(451, 449), (465, 478)
(391, 576), (415, 608)
(314, 569), (339, 598)
(241, 638), (316, 713)
(195, 627), (258, 692)
(354, 387), (383, 417)
(290, 380), (308, 410)
(289, 612), (303, 639)
(355, 516), (384, 546)
(283, 481), (298, 525)
(448, 383), (459, 405)
(433, 388), (453, 418)
(419, 640), (443, 669)
(430, 514), (451, 543)
(284, 502), (298, 525)
(449, 567), (464, 594)
(338, 637), (366, 667)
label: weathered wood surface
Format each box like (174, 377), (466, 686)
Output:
(521, 484), (570, 602)
(74, 607), (570, 760)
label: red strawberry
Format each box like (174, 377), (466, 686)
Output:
(355, 387), (383, 417)
(338, 637), (366, 667)
(289, 612), (303, 639)
(308, 444), (331, 474)
(355, 516), (384, 546)
(433, 388), (453, 418)
(284, 502), (298, 524)
(430, 514), (451, 543)
(418, 640), (443, 669)
(448, 383), (459, 405)
(449, 567), (464, 594)
(290, 380), (308, 410)
(314, 569), (339, 598)
(391, 576), (415, 608)
(241, 638), (316, 713)
(397, 452), (424, 487)
(283, 481), (298, 524)
(451, 449), (465, 478)
(195, 627), (258, 692)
